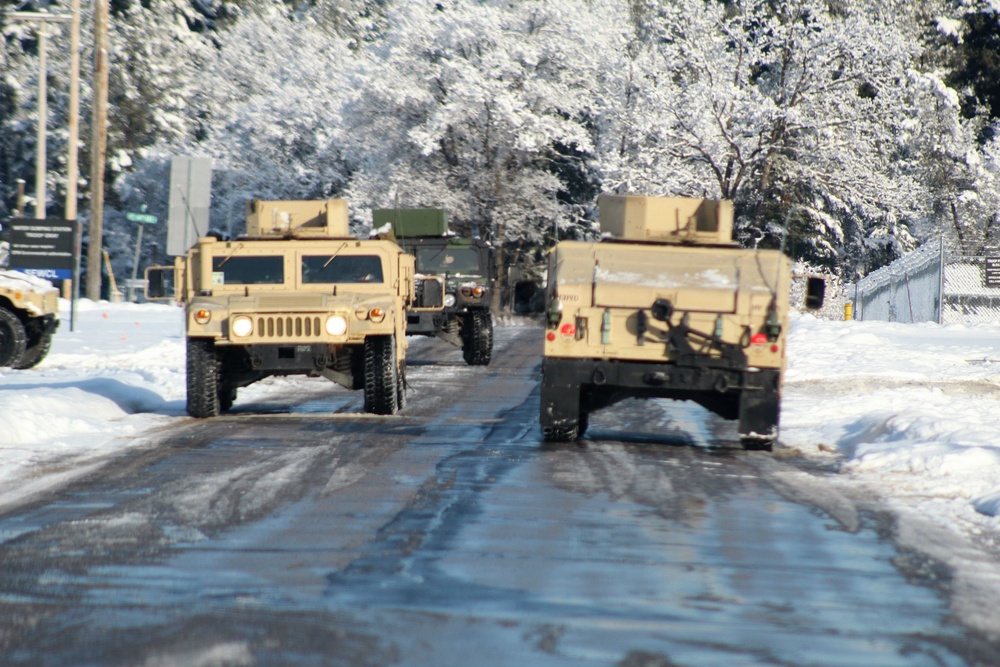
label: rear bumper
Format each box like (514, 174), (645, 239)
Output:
(539, 356), (780, 437)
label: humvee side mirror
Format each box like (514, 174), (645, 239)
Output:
(805, 276), (825, 310)
(145, 266), (175, 301)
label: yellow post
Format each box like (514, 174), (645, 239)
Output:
(844, 302), (853, 320)
(103, 250), (121, 302)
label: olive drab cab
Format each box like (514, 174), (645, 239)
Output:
(146, 198), (426, 418)
(539, 194), (823, 450)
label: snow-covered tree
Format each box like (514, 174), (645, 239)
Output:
(118, 3), (355, 252)
(338, 0), (627, 304)
(596, 0), (954, 276)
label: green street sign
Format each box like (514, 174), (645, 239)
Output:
(126, 212), (158, 224)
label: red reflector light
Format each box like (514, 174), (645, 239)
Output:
(751, 333), (768, 345)
(560, 323), (576, 336)
(771, 344), (780, 353)
(546, 332), (556, 342)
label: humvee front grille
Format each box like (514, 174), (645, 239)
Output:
(255, 315), (324, 339)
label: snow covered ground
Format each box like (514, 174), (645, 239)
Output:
(4, 299), (1000, 625)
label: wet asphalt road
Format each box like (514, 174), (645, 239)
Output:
(0, 326), (996, 666)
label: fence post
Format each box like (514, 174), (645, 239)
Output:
(937, 236), (945, 324)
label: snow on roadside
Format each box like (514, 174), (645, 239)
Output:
(782, 313), (1000, 545)
(0, 300), (188, 509)
(780, 313), (1000, 638)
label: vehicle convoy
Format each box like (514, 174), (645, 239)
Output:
(147, 199), (425, 418)
(0, 269), (60, 369)
(539, 194), (824, 449)
(373, 208), (495, 365)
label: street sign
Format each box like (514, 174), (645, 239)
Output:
(3, 217), (75, 280)
(168, 156), (212, 256)
(125, 211), (158, 224)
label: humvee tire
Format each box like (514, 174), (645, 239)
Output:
(219, 388), (237, 413)
(396, 365), (407, 411)
(15, 329), (53, 369)
(187, 338), (221, 418)
(462, 311), (493, 366)
(738, 374), (780, 451)
(0, 306), (28, 368)
(364, 335), (400, 415)
(541, 411), (588, 442)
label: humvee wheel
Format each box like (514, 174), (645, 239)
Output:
(0, 307), (27, 369)
(462, 311), (493, 366)
(218, 388), (237, 412)
(13, 331), (52, 369)
(740, 436), (774, 452)
(542, 425), (579, 442)
(364, 335), (399, 415)
(187, 338), (221, 418)
(396, 364), (407, 411)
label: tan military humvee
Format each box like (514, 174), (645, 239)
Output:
(147, 198), (423, 417)
(539, 194), (824, 450)
(0, 269), (60, 369)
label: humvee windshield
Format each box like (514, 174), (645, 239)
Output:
(212, 256), (284, 285)
(302, 254), (384, 284)
(415, 246), (481, 274)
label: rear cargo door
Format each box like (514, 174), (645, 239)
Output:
(591, 248), (739, 314)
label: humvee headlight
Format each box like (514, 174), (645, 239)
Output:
(444, 294), (457, 307)
(326, 315), (348, 336)
(460, 286), (485, 299)
(231, 316), (253, 338)
(369, 307), (386, 323)
(194, 309), (212, 325)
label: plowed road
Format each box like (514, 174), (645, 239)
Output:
(0, 326), (995, 666)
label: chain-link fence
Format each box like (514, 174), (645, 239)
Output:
(850, 239), (1000, 325)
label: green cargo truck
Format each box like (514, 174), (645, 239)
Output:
(374, 208), (495, 366)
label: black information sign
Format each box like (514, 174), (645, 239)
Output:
(985, 254), (1000, 288)
(4, 217), (76, 280)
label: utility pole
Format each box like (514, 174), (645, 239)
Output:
(35, 23), (47, 218)
(68, 0), (82, 327)
(8, 12), (72, 220)
(86, 0), (110, 300)
(66, 0), (81, 224)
